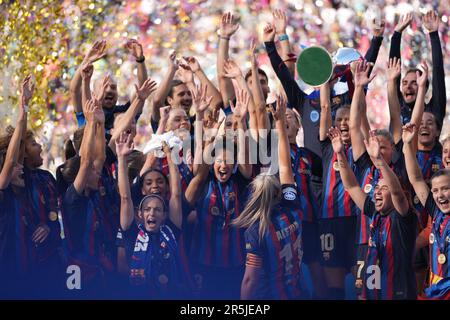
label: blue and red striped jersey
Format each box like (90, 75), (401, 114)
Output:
(62, 171), (119, 274)
(244, 185), (303, 299)
(156, 153), (193, 193)
(362, 197), (417, 300)
(191, 172), (249, 268)
(23, 168), (62, 261)
(320, 138), (356, 219)
(414, 145), (443, 228)
(354, 152), (406, 245)
(290, 144), (320, 222)
(424, 193), (450, 288)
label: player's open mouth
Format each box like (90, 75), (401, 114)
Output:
(218, 169), (229, 179)
(146, 218), (157, 227)
(419, 129), (430, 137)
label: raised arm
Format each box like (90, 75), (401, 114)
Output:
(248, 39), (268, 133)
(80, 64), (94, 110)
(116, 132), (135, 231)
(109, 78), (157, 154)
(389, 13), (413, 103)
(150, 51), (178, 122)
(319, 82), (332, 141)
(269, 94), (294, 185)
(387, 57), (403, 144)
(351, 61), (377, 160)
(73, 100), (97, 194)
(126, 39), (148, 86)
(231, 88), (252, 179)
(0, 75), (33, 190)
(217, 12), (239, 106)
(366, 131), (409, 216)
(263, 23), (306, 113)
(162, 141), (182, 229)
(402, 123), (429, 206)
(409, 61), (429, 128)
(184, 56), (223, 111)
(69, 40), (107, 114)
(272, 9), (295, 76)
(364, 19), (385, 71)
(423, 11), (446, 124)
(328, 127), (367, 210)
(190, 84), (213, 176)
(93, 97), (106, 173)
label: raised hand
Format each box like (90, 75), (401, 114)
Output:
(395, 13), (413, 33)
(353, 60), (376, 87)
(272, 9), (287, 35)
(92, 74), (110, 104)
(134, 78), (158, 101)
(191, 84), (213, 116)
(386, 57), (401, 81)
(364, 131), (381, 160)
(160, 105), (171, 124)
(268, 94), (287, 122)
(115, 131), (134, 158)
(203, 108), (224, 141)
(21, 74), (35, 105)
(168, 50), (180, 72)
(126, 39), (144, 60)
(328, 127), (344, 153)
(177, 64), (194, 84)
(262, 23), (276, 42)
(416, 61), (429, 88)
(223, 59), (242, 79)
(372, 18), (385, 37)
(402, 123), (417, 145)
(220, 12), (239, 38)
(183, 56), (201, 73)
(230, 88), (249, 121)
(81, 63), (94, 80)
(422, 10), (439, 33)
(83, 40), (107, 64)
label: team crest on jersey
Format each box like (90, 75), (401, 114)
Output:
(99, 186), (106, 196)
(429, 233), (435, 244)
(211, 206), (220, 216)
(364, 184), (373, 194)
(228, 192), (236, 201)
(283, 187), (296, 201)
(413, 196), (420, 205)
(432, 164), (440, 172)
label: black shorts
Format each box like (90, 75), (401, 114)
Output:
(318, 216), (357, 270)
(354, 244), (368, 296)
(302, 221), (321, 264)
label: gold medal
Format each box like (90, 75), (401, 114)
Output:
(48, 211), (58, 222)
(364, 184), (372, 194)
(429, 233), (435, 244)
(355, 279), (363, 289)
(211, 206), (220, 216)
(333, 161), (340, 171)
(332, 96), (342, 105)
(432, 164), (440, 172)
(158, 274), (169, 284)
(414, 196), (420, 205)
(438, 253), (446, 265)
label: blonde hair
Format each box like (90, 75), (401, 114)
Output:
(233, 173), (281, 241)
